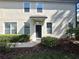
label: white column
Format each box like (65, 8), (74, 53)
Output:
(30, 20), (36, 41)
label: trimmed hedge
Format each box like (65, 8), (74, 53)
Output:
(0, 34), (30, 42)
(0, 34), (30, 53)
(41, 36), (58, 47)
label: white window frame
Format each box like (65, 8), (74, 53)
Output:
(24, 22), (30, 35)
(47, 22), (52, 34)
(5, 22), (17, 34)
(36, 2), (44, 12)
(24, 2), (31, 12)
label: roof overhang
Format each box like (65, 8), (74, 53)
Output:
(30, 16), (47, 22)
(0, 0), (76, 3)
(24, 0), (76, 3)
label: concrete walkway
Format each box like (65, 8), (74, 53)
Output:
(10, 40), (41, 48)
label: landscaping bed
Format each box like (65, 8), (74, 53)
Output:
(0, 36), (79, 59)
(0, 43), (79, 59)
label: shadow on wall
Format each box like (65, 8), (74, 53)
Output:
(18, 26), (24, 34)
(1, 2), (74, 38)
(51, 10), (75, 37)
(18, 19), (31, 34)
(17, 18), (40, 40)
(18, 17), (45, 40)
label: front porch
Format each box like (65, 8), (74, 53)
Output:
(30, 16), (47, 41)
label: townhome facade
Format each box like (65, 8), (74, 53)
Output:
(0, 0), (76, 41)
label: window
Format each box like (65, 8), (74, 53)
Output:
(77, 3), (79, 14)
(24, 2), (30, 12)
(5, 22), (17, 34)
(77, 3), (79, 22)
(68, 23), (73, 28)
(37, 3), (43, 12)
(77, 22), (79, 28)
(47, 23), (52, 34)
(24, 23), (30, 35)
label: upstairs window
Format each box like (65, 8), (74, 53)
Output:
(37, 3), (43, 12)
(24, 2), (30, 12)
(77, 3), (79, 13)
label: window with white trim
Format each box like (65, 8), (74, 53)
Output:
(47, 23), (52, 34)
(24, 22), (30, 35)
(5, 22), (17, 34)
(37, 3), (43, 12)
(24, 2), (30, 12)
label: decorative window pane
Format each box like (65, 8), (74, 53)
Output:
(5, 23), (10, 34)
(77, 3), (79, 14)
(47, 23), (52, 34)
(11, 23), (17, 34)
(5, 28), (10, 34)
(24, 23), (30, 35)
(24, 2), (30, 12)
(77, 3), (79, 9)
(37, 3), (43, 12)
(77, 22), (79, 28)
(5, 22), (17, 34)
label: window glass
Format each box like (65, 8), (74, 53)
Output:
(77, 22), (79, 28)
(24, 2), (30, 12)
(37, 3), (43, 12)
(5, 22), (17, 34)
(77, 3), (79, 13)
(47, 23), (52, 34)
(11, 23), (17, 34)
(24, 23), (30, 35)
(77, 3), (79, 22)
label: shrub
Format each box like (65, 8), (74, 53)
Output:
(73, 28), (79, 40)
(41, 37), (58, 47)
(16, 35), (30, 42)
(66, 27), (79, 40)
(0, 34), (30, 42)
(0, 34), (30, 53)
(0, 42), (14, 53)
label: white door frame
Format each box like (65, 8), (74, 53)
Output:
(35, 22), (42, 39)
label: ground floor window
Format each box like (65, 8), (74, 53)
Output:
(77, 22), (79, 28)
(24, 22), (30, 35)
(5, 22), (17, 34)
(47, 23), (52, 34)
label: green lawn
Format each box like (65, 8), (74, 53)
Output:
(12, 50), (79, 59)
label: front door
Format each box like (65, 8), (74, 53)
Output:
(36, 25), (41, 38)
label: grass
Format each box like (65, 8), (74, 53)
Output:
(12, 50), (79, 59)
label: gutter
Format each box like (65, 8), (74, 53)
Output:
(0, 0), (75, 3)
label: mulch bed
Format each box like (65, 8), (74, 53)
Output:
(0, 44), (56, 59)
(57, 38), (79, 53)
(0, 39), (79, 59)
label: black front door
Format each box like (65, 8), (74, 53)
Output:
(36, 25), (41, 38)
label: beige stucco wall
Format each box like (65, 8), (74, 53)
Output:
(0, 1), (75, 41)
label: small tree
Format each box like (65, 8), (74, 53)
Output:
(66, 23), (74, 38)
(66, 23), (79, 40)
